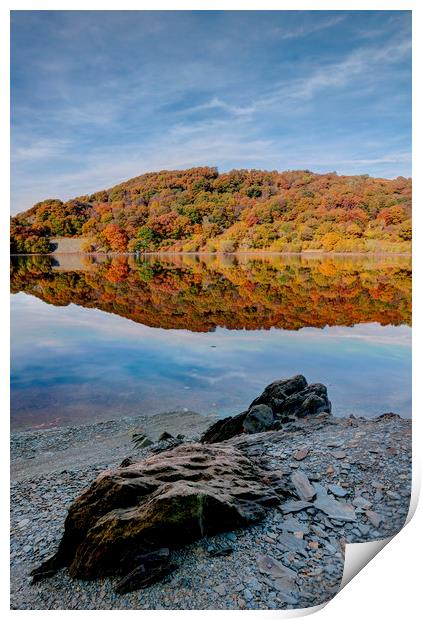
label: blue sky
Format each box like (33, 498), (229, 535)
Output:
(11, 10), (411, 214)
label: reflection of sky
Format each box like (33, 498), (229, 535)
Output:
(11, 292), (411, 430)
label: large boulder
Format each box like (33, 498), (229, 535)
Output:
(31, 443), (282, 583)
(201, 375), (331, 443)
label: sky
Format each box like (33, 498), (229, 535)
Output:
(11, 10), (411, 214)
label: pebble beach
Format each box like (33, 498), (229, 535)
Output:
(10, 410), (411, 610)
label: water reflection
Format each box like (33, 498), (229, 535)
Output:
(10, 254), (411, 429)
(11, 253), (411, 331)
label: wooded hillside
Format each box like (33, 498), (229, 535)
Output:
(11, 167), (412, 254)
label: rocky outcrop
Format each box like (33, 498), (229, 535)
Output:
(31, 443), (283, 586)
(201, 375), (331, 444)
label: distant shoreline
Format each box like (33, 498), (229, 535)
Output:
(11, 250), (412, 258)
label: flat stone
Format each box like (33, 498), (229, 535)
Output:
(310, 525), (327, 538)
(331, 451), (347, 459)
(243, 588), (253, 602)
(312, 482), (328, 497)
(17, 519), (30, 528)
(276, 533), (307, 556)
(257, 554), (297, 583)
(323, 542), (337, 554)
(273, 581), (299, 604)
(214, 584), (226, 596)
(280, 500), (313, 514)
(326, 440), (344, 448)
(358, 524), (370, 536)
(293, 448), (309, 461)
(327, 484), (349, 498)
(365, 510), (382, 528)
(386, 490), (401, 500)
(313, 495), (357, 522)
(291, 471), (316, 502)
(352, 496), (372, 509)
(278, 517), (304, 532)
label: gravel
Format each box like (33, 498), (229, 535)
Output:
(10, 412), (411, 610)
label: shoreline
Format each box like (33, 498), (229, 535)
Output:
(11, 409), (217, 482)
(11, 410), (412, 610)
(11, 250), (412, 258)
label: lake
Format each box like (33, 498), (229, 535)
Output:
(10, 253), (411, 431)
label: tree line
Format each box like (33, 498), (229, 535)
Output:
(11, 167), (412, 254)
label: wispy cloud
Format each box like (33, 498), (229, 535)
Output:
(182, 97), (256, 118)
(12, 138), (74, 162)
(10, 11), (411, 213)
(272, 14), (346, 40)
(262, 36), (411, 103)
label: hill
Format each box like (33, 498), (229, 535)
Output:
(10, 167), (412, 254)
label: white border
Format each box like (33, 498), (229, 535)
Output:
(2, 2), (419, 619)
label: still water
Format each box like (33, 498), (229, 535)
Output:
(10, 253), (411, 430)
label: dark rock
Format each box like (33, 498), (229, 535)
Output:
(207, 541), (234, 557)
(200, 411), (248, 443)
(201, 375), (331, 443)
(31, 443), (281, 582)
(242, 404), (274, 434)
(150, 436), (185, 454)
(120, 457), (136, 468)
(250, 375), (308, 411)
(275, 384), (331, 421)
(377, 412), (401, 420)
(158, 432), (174, 441)
(115, 548), (175, 594)
(132, 432), (153, 449)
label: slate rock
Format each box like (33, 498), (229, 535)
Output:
(331, 451), (347, 459)
(293, 447), (309, 461)
(352, 496), (372, 509)
(132, 432), (154, 449)
(327, 484), (349, 498)
(365, 510), (382, 528)
(279, 517), (309, 534)
(276, 533), (307, 556)
(280, 500), (313, 514)
(257, 554), (297, 583)
(291, 471), (316, 501)
(313, 495), (357, 522)
(31, 443), (281, 582)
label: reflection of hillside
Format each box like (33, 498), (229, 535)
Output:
(10, 254), (411, 332)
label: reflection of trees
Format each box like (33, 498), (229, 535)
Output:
(10, 254), (411, 332)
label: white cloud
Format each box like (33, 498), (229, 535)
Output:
(183, 96), (257, 118)
(12, 138), (74, 162)
(272, 15), (346, 40)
